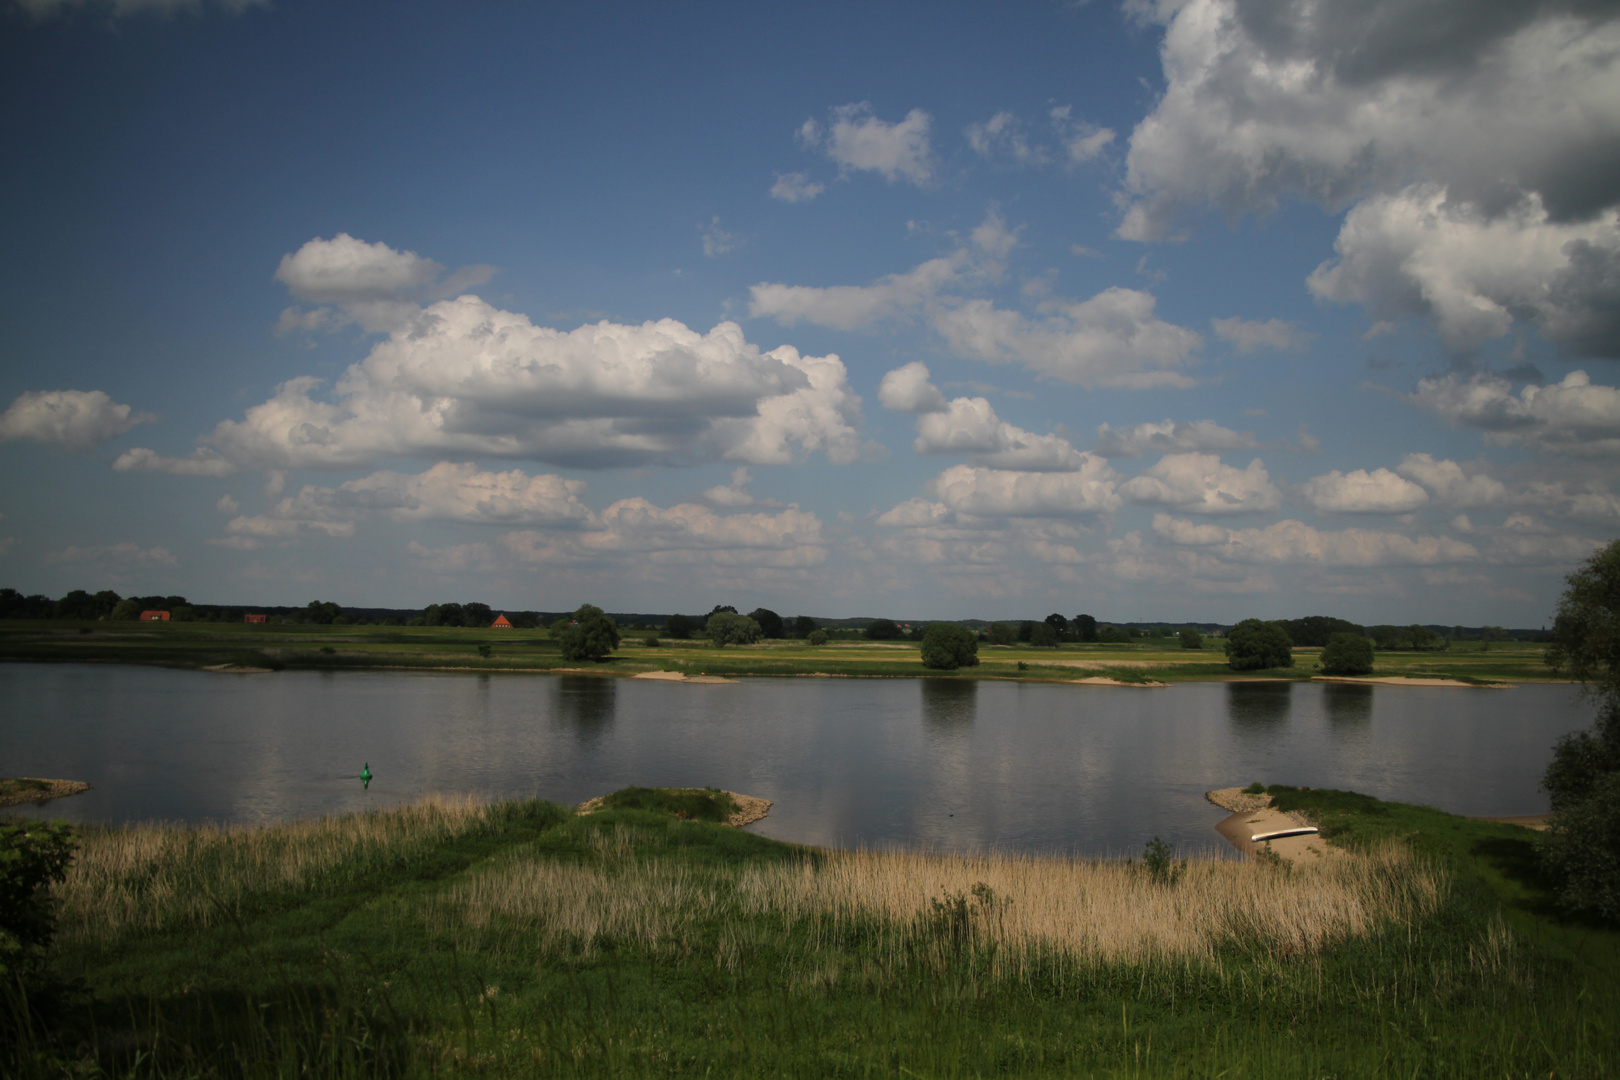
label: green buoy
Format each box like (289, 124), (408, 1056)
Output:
(360, 763), (372, 790)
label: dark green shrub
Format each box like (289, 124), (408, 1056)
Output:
(1179, 627), (1203, 649)
(921, 623), (980, 670)
(1243, 781), (1266, 795)
(1319, 632), (1374, 675)
(0, 822), (75, 984)
(559, 604), (620, 661)
(1140, 836), (1186, 886)
(1224, 618), (1294, 670)
(807, 629), (829, 646)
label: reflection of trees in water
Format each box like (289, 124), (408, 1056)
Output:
(921, 679), (978, 731)
(1323, 683), (1373, 725)
(1226, 682), (1293, 728)
(554, 675), (617, 742)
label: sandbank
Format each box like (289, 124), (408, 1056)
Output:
(0, 777), (91, 809)
(1469, 813), (1550, 831)
(1068, 676), (1169, 688)
(1206, 788), (1334, 864)
(631, 670), (738, 684)
(1312, 675), (1508, 688)
(577, 789), (771, 828)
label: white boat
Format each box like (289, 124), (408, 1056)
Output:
(1250, 826), (1320, 842)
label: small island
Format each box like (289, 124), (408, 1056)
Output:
(0, 777), (90, 808)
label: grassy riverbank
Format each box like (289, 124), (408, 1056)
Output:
(0, 618), (1562, 684)
(6, 788), (1616, 1078)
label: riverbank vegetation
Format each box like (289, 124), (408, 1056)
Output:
(4, 786), (1615, 1078)
(0, 617), (1565, 685)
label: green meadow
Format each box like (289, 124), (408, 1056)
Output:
(5, 786), (1617, 1078)
(0, 618), (1563, 685)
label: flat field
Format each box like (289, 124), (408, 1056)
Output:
(0, 619), (1564, 685)
(7, 787), (1616, 1078)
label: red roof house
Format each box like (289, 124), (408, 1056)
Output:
(490, 614), (513, 628)
(244, 613), (267, 624)
(139, 610), (170, 622)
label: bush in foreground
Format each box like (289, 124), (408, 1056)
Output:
(1319, 632), (1374, 675)
(921, 623), (979, 670)
(1224, 618), (1294, 671)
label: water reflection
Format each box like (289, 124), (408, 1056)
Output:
(1323, 683), (1374, 725)
(1226, 682), (1293, 728)
(553, 676), (616, 743)
(920, 679), (977, 733)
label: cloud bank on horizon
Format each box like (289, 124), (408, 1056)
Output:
(1, 0), (1617, 624)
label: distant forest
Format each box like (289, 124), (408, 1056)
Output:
(0, 586), (1550, 645)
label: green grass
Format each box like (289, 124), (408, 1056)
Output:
(588, 786), (738, 822)
(0, 620), (1568, 686)
(6, 786), (1616, 1078)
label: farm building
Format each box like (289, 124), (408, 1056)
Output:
(490, 614), (513, 628)
(139, 610), (170, 621)
(244, 613), (266, 624)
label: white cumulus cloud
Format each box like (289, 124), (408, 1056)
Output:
(800, 103), (935, 187)
(181, 296), (863, 472)
(1301, 468), (1430, 514)
(112, 447), (236, 477)
(877, 362), (949, 413)
(769, 172), (825, 203)
(1152, 513), (1478, 567)
(1093, 418), (1260, 457)
(912, 397), (1085, 471)
(1120, 453), (1282, 514)
(1212, 317), (1313, 353)
(0, 390), (153, 451)
(1408, 370), (1620, 456)
(926, 459), (1122, 518)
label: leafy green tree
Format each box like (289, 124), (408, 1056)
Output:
(0, 821), (75, 987)
(1044, 613), (1069, 639)
(54, 589), (101, 620)
(748, 608), (785, 639)
(463, 602), (494, 627)
(1319, 632), (1374, 676)
(558, 604), (620, 661)
(865, 618), (902, 641)
(1099, 627), (1131, 644)
(1224, 618), (1294, 671)
(1017, 620), (1035, 643)
(1073, 613), (1098, 642)
(1179, 627), (1203, 650)
(707, 611), (762, 647)
(987, 622), (1016, 646)
(1275, 615), (1364, 648)
(1541, 538), (1620, 918)
(110, 598), (141, 621)
(665, 613), (694, 639)
(921, 623), (980, 670)
(807, 628), (829, 645)
(792, 614), (818, 639)
(1029, 622), (1059, 647)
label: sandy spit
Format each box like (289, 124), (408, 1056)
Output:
(1311, 675), (1509, 688)
(631, 670), (738, 684)
(1205, 788), (1334, 864)
(1069, 676), (1169, 688)
(0, 778), (91, 809)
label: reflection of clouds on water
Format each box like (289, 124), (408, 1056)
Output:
(1323, 683), (1373, 726)
(552, 676), (616, 744)
(921, 679), (977, 734)
(5, 665), (1598, 846)
(1226, 682), (1293, 729)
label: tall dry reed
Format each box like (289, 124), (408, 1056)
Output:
(738, 844), (1445, 967)
(55, 794), (498, 947)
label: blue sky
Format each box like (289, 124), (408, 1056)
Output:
(2, 0), (1617, 624)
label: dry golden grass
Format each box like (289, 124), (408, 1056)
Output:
(55, 794), (497, 947)
(739, 845), (1444, 967)
(423, 822), (1443, 969)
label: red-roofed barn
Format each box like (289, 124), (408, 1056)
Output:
(490, 614), (513, 628)
(140, 610), (170, 622)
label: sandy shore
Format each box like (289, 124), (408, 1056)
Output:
(1068, 676), (1169, 688)
(577, 789), (771, 828)
(1469, 813), (1551, 831)
(1206, 788), (1334, 864)
(0, 777), (91, 808)
(1312, 675), (1509, 688)
(631, 670), (739, 684)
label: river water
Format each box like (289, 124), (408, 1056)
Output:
(0, 663), (1595, 855)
